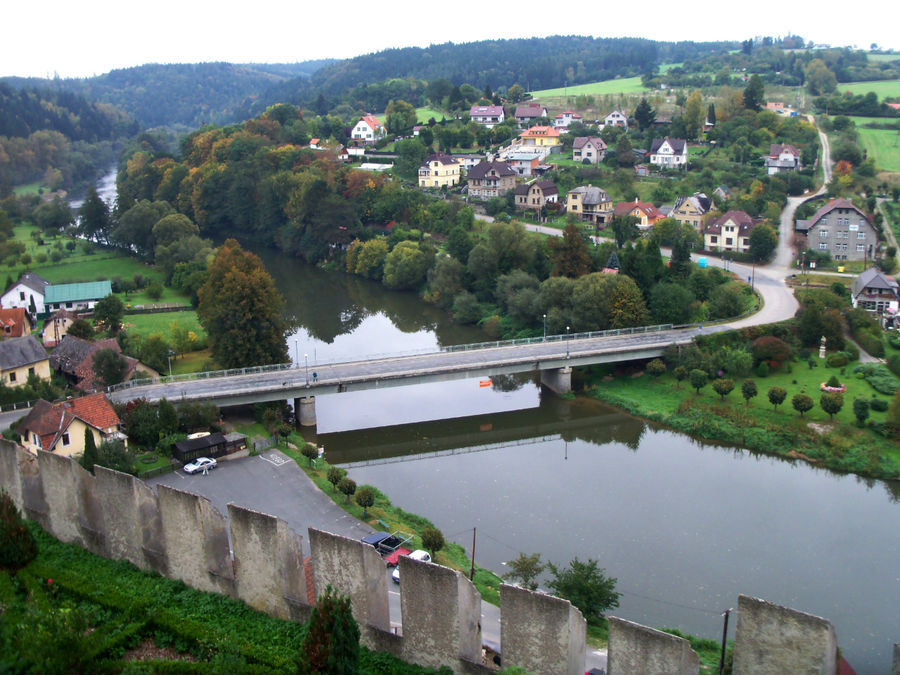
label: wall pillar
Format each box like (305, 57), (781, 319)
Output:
(541, 366), (572, 395)
(294, 396), (316, 427)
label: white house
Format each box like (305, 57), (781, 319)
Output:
(553, 110), (583, 129)
(765, 143), (801, 175)
(43, 280), (113, 313)
(649, 137), (688, 168)
(351, 115), (385, 144)
(1, 272), (49, 315)
(602, 110), (629, 130)
(469, 105), (505, 128)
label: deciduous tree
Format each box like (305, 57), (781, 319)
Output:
(355, 487), (375, 517)
(93, 294), (125, 335)
(792, 393), (814, 417)
(421, 527), (445, 559)
(547, 557), (620, 624)
(549, 224), (591, 278)
(820, 392), (843, 420)
(92, 348), (128, 387)
(338, 477), (357, 503)
(768, 386), (787, 410)
(503, 552), (545, 591)
(712, 378), (735, 400)
(689, 368), (708, 394)
(742, 74), (765, 112)
(741, 379), (758, 406)
(327, 466), (346, 492)
(0, 491), (37, 574)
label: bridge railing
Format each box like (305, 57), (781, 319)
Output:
(106, 323), (680, 394)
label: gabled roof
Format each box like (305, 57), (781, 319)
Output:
(422, 153), (458, 166)
(4, 272), (50, 296)
(533, 180), (557, 195)
(573, 137), (607, 150)
(605, 110), (627, 118)
(519, 125), (560, 138)
(555, 110), (582, 119)
(673, 193), (711, 215)
(72, 338), (138, 392)
(467, 161), (515, 180)
(851, 267), (898, 298)
(51, 336), (97, 374)
(44, 281), (112, 305)
(358, 114), (383, 131)
(18, 393), (121, 452)
(0, 335), (48, 370)
(650, 137), (687, 154)
(770, 143), (799, 157)
(568, 185), (611, 206)
(0, 308), (30, 337)
(614, 200), (660, 219)
(804, 198), (869, 229)
(515, 104), (546, 117)
(469, 105), (504, 117)
(705, 210), (755, 235)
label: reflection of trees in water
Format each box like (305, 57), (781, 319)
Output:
(884, 479), (900, 503)
(490, 374), (528, 392)
(569, 419), (645, 450)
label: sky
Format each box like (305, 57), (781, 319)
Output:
(2, 0), (896, 80)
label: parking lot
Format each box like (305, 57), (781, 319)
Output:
(146, 450), (372, 555)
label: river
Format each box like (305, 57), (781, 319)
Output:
(90, 170), (898, 672)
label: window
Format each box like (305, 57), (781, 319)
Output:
(62, 433), (70, 446)
(857, 244), (865, 252)
(19, 291), (25, 301)
(27, 367), (34, 376)
(819, 242), (828, 250)
(8, 372), (15, 382)
(858, 232), (865, 240)
(32, 433), (40, 446)
(819, 229), (828, 238)
(709, 236), (718, 244)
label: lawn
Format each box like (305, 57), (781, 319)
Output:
(867, 53), (900, 63)
(122, 310), (205, 341)
(12, 181), (43, 196)
(839, 79), (900, 98)
(532, 76), (648, 98)
(415, 107), (445, 123)
(856, 126), (900, 172)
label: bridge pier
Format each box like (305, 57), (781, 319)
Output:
(540, 366), (572, 395)
(294, 396), (317, 427)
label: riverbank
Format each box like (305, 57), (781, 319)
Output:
(583, 363), (900, 483)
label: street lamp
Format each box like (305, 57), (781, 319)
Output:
(304, 353), (310, 386)
(542, 314), (547, 341)
(565, 326), (570, 359)
(167, 349), (175, 377)
(294, 340), (300, 368)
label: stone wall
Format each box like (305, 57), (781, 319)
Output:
(0, 441), (873, 673)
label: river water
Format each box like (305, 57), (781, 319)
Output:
(91, 171), (898, 672)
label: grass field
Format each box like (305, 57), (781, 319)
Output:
(857, 126), (900, 172)
(867, 53), (900, 63)
(12, 181), (42, 196)
(532, 76), (648, 98)
(122, 310), (205, 341)
(839, 79), (900, 98)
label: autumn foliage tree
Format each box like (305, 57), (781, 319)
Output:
(197, 239), (288, 369)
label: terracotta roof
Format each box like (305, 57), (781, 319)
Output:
(467, 161), (515, 180)
(705, 210), (755, 235)
(68, 393), (122, 430)
(0, 308), (29, 337)
(0, 335), (48, 370)
(360, 115), (382, 131)
(18, 394), (121, 451)
(519, 126), (560, 138)
(614, 200), (660, 219)
(51, 336), (97, 374)
(73, 338), (137, 392)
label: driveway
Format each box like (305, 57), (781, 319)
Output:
(145, 449), (372, 555)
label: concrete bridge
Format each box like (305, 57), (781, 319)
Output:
(108, 324), (698, 426)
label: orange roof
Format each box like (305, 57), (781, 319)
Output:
(18, 394), (121, 452)
(0, 308), (28, 337)
(67, 393), (121, 430)
(519, 125), (560, 138)
(361, 114), (382, 131)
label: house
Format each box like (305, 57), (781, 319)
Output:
(515, 180), (558, 212)
(714, 185), (731, 202)
(42, 309), (79, 348)
(572, 137), (607, 164)
(0, 335), (50, 387)
(44, 280), (113, 313)
(452, 154), (484, 174)
(553, 110), (583, 129)
(17, 393), (125, 457)
(418, 153), (461, 189)
(795, 198), (878, 262)
(0, 308), (32, 338)
(614, 200), (661, 229)
(671, 193), (712, 231)
(350, 114), (385, 144)
(602, 110), (629, 130)
(634, 164), (650, 177)
(1, 272), (49, 315)
(704, 210), (755, 253)
(50, 335), (143, 391)
(516, 126), (562, 150)
(566, 185), (613, 225)
(507, 152), (541, 176)
(308, 138), (321, 150)
(514, 104), (548, 127)
(766, 143), (801, 174)
(469, 105), (505, 128)
(850, 268), (899, 321)
(466, 161), (517, 199)
(649, 137), (689, 168)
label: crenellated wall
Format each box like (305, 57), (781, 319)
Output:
(0, 441), (856, 673)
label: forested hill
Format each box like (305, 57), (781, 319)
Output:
(2, 60), (332, 129)
(0, 82), (136, 141)
(253, 35), (738, 109)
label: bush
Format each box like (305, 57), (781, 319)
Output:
(871, 398), (889, 412)
(826, 374), (841, 388)
(889, 336), (900, 350)
(888, 354), (900, 377)
(853, 364), (898, 395)
(146, 281), (164, 301)
(843, 342), (860, 361)
(0, 491), (37, 572)
(756, 361), (769, 378)
(826, 353), (848, 368)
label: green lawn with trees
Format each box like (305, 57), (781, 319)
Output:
(840, 79), (900, 98)
(533, 76), (648, 98)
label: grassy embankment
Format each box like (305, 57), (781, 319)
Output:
(1, 524), (445, 674)
(584, 352), (900, 481)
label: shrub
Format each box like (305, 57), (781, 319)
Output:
(689, 369), (708, 394)
(298, 585), (360, 674)
(792, 393), (814, 417)
(646, 358), (666, 378)
(355, 487), (375, 517)
(673, 366), (688, 387)
(855, 330), (885, 358)
(768, 386), (787, 410)
(146, 281), (164, 301)
(712, 378), (735, 400)
(853, 398), (870, 426)
(826, 374), (841, 388)
(338, 477), (357, 503)
(750, 336), (790, 364)
(888, 354), (900, 377)
(826, 353), (848, 368)
(853, 364), (898, 395)
(0, 491), (37, 573)
(889, 336), (900, 350)
(819, 392), (843, 420)
(871, 398), (889, 412)
(756, 361), (769, 378)
(843, 342), (860, 361)
(50, 250), (63, 262)
(741, 379), (758, 406)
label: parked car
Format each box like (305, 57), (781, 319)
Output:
(183, 457), (217, 474)
(392, 549), (431, 583)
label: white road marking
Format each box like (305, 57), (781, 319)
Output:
(259, 452), (290, 466)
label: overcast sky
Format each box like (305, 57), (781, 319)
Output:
(3, 1), (895, 79)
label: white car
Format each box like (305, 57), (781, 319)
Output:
(392, 549), (431, 583)
(183, 457), (217, 474)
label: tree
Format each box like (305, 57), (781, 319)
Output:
(684, 90), (705, 139)
(748, 224), (778, 262)
(197, 239), (288, 369)
(741, 379), (758, 406)
(78, 187), (110, 243)
(302, 444), (318, 466)
(650, 283), (695, 325)
(611, 216), (639, 248)
(689, 368), (708, 394)
(706, 102), (716, 127)
(80, 427), (98, 473)
(792, 393), (814, 417)
(385, 99), (417, 135)
(338, 477), (357, 503)
(297, 585), (360, 675)
(66, 318), (94, 340)
(0, 491), (37, 574)
(805, 59), (837, 95)
(820, 392), (843, 420)
(646, 358), (666, 379)
(673, 365), (688, 388)
(768, 386), (787, 410)
(507, 84), (525, 103)
(503, 552), (545, 591)
(382, 241), (432, 290)
(355, 487), (375, 517)
(421, 527), (445, 559)
(92, 348), (129, 387)
(634, 98), (655, 131)
(549, 224), (591, 278)
(712, 378), (735, 400)
(743, 74), (765, 112)
(157, 398), (178, 436)
(92, 294), (125, 335)
(853, 397), (870, 426)
(327, 466), (346, 492)
(547, 557), (620, 624)
(615, 135), (635, 167)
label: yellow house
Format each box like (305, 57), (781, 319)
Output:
(418, 153), (461, 188)
(18, 393), (126, 458)
(0, 335), (50, 388)
(517, 125), (561, 148)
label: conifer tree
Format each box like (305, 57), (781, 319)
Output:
(81, 428), (98, 474)
(0, 491), (37, 574)
(297, 585), (359, 675)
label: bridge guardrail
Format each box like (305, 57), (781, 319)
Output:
(106, 323), (681, 394)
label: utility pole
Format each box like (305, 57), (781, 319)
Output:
(719, 608), (732, 674)
(469, 528), (477, 581)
